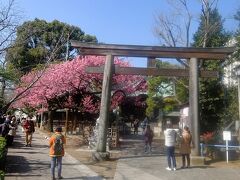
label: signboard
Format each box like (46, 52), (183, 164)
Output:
(223, 131), (231, 141)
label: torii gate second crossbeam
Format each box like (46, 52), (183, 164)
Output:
(71, 41), (235, 159)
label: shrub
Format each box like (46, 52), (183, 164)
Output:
(200, 131), (224, 160)
(0, 137), (7, 171)
(0, 170), (4, 180)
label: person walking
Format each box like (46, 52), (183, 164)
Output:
(49, 126), (66, 180)
(143, 124), (154, 153)
(23, 117), (35, 147)
(164, 120), (177, 171)
(133, 118), (139, 135)
(179, 126), (192, 168)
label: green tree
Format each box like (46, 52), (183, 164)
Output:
(146, 60), (188, 118)
(0, 18), (97, 114)
(221, 8), (240, 126)
(0, 0), (21, 112)
(192, 7), (231, 132)
(6, 19), (97, 74)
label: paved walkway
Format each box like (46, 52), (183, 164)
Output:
(115, 135), (240, 180)
(5, 128), (240, 180)
(5, 128), (104, 180)
(114, 155), (240, 180)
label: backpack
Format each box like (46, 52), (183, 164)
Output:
(53, 134), (64, 155)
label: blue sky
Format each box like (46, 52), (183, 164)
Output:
(16, 0), (239, 67)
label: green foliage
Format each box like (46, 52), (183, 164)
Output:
(146, 60), (188, 118)
(0, 137), (6, 160)
(6, 19), (97, 74)
(0, 170), (4, 179)
(219, 87), (238, 127)
(0, 137), (7, 172)
(192, 8), (231, 48)
(0, 63), (21, 83)
(146, 93), (163, 117)
(163, 97), (178, 112)
(192, 8), (231, 132)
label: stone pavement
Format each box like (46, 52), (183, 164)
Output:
(114, 155), (240, 180)
(5, 128), (104, 180)
(114, 135), (240, 180)
(4, 128), (240, 180)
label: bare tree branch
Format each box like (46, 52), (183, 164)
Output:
(153, 0), (193, 68)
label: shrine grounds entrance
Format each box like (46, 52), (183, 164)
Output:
(71, 40), (234, 158)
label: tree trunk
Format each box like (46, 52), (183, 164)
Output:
(65, 109), (69, 136)
(47, 110), (54, 132)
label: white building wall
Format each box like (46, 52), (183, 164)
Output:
(223, 61), (239, 87)
(223, 38), (238, 87)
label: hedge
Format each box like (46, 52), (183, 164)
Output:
(0, 137), (7, 173)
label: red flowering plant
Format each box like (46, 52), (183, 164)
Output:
(200, 131), (214, 144)
(200, 131), (222, 159)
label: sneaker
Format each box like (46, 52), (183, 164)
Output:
(173, 168), (177, 171)
(166, 167), (172, 171)
(58, 176), (63, 179)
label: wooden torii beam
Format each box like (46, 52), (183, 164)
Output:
(71, 40), (233, 59)
(86, 66), (218, 78)
(71, 41), (235, 158)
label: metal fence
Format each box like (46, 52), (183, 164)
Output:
(200, 143), (240, 157)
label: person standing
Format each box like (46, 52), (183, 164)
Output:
(7, 116), (18, 146)
(49, 126), (66, 180)
(143, 124), (154, 153)
(141, 116), (149, 134)
(36, 113), (41, 128)
(179, 126), (192, 168)
(164, 120), (177, 171)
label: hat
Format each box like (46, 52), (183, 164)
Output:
(55, 126), (62, 132)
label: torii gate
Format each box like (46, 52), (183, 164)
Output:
(71, 40), (234, 158)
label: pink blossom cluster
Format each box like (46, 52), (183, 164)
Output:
(13, 56), (147, 113)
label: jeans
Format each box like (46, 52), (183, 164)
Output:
(51, 156), (62, 178)
(144, 143), (152, 153)
(166, 146), (176, 168)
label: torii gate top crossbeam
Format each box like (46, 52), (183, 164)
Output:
(71, 40), (235, 60)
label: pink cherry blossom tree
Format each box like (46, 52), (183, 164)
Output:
(13, 56), (147, 115)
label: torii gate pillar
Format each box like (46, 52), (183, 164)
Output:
(94, 54), (114, 160)
(189, 57), (200, 156)
(70, 41), (235, 158)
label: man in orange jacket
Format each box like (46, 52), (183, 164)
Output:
(49, 126), (66, 180)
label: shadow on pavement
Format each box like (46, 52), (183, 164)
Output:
(65, 176), (103, 179)
(5, 155), (50, 177)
